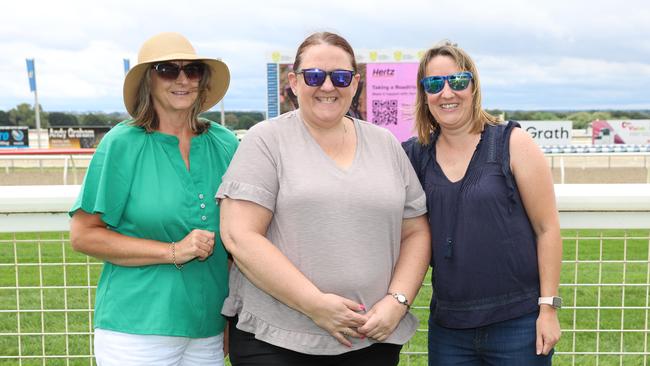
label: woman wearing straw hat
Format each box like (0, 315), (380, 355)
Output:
(69, 32), (238, 365)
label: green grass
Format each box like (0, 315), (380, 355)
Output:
(1, 230), (649, 365)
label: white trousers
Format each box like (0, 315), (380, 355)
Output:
(94, 328), (225, 366)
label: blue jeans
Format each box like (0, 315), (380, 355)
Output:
(428, 311), (553, 366)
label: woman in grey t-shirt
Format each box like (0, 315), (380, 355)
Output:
(217, 31), (430, 366)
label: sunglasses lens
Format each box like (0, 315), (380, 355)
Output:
(448, 73), (471, 91)
(182, 63), (205, 80)
(154, 63), (181, 80)
(422, 77), (445, 94)
(302, 69), (326, 86)
(330, 70), (353, 87)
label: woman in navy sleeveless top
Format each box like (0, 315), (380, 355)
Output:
(403, 41), (562, 365)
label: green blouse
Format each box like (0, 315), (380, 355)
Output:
(69, 120), (238, 338)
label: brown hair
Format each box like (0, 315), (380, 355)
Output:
(130, 63), (212, 134)
(293, 32), (357, 72)
(414, 41), (499, 145)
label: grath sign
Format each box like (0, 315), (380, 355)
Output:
(519, 121), (573, 146)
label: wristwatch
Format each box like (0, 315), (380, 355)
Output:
(389, 292), (410, 309)
(538, 296), (562, 309)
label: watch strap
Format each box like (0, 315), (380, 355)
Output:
(389, 292), (410, 309)
(538, 296), (562, 309)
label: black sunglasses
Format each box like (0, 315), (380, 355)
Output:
(295, 68), (355, 88)
(152, 62), (206, 81)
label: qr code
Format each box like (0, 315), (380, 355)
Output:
(371, 99), (398, 125)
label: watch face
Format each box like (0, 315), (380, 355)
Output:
(396, 294), (406, 303)
(552, 297), (562, 309)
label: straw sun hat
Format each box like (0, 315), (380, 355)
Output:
(123, 32), (230, 116)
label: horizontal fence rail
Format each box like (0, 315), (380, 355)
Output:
(0, 150), (94, 186)
(0, 184), (649, 365)
(2, 150), (648, 185)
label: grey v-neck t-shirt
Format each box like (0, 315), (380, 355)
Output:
(216, 110), (426, 355)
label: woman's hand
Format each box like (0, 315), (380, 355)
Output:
(306, 293), (368, 347)
(357, 295), (407, 341)
(175, 229), (215, 263)
(70, 210), (212, 267)
(536, 307), (561, 355)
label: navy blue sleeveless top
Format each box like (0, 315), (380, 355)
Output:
(403, 121), (540, 329)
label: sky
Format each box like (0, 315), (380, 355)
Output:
(2, 0), (649, 114)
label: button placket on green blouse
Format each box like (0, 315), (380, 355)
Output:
(153, 132), (211, 229)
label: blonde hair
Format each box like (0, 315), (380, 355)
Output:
(130, 65), (212, 133)
(414, 41), (499, 145)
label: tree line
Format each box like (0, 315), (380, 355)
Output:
(487, 109), (650, 129)
(0, 103), (264, 131)
(2, 103), (649, 131)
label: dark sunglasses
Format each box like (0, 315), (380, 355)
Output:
(152, 62), (206, 81)
(295, 68), (355, 87)
(420, 72), (473, 94)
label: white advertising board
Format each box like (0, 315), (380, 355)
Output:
(519, 121), (573, 146)
(592, 120), (650, 145)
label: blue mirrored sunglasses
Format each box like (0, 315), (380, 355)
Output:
(295, 68), (355, 88)
(420, 72), (473, 94)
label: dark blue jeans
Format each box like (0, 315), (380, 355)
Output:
(428, 311), (554, 365)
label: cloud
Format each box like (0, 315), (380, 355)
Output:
(2, 0), (650, 112)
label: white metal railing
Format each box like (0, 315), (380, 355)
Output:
(1, 184), (649, 365)
(1, 150), (648, 185)
(0, 152), (93, 185)
(545, 153), (650, 184)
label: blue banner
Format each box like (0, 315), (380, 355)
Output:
(123, 58), (130, 75)
(26, 58), (36, 92)
(266, 63), (279, 118)
(0, 126), (30, 148)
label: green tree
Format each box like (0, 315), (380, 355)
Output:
(107, 112), (128, 125)
(234, 115), (258, 130)
(80, 113), (112, 126)
(223, 113), (238, 128)
(199, 111), (264, 130)
(486, 109), (503, 116)
(7, 103), (49, 127)
(200, 111), (221, 123)
(49, 112), (79, 126)
(567, 111), (593, 129)
(238, 112), (265, 122)
(0, 110), (10, 126)
(591, 111), (613, 122)
(529, 111), (560, 120)
(505, 111), (534, 121)
(622, 110), (650, 119)
(9, 103), (35, 127)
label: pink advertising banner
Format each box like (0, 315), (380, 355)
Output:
(275, 62), (420, 142)
(365, 63), (419, 142)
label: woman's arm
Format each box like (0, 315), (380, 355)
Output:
(357, 214), (431, 341)
(219, 198), (368, 347)
(510, 128), (562, 355)
(69, 209), (215, 266)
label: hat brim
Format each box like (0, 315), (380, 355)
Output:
(123, 54), (230, 116)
